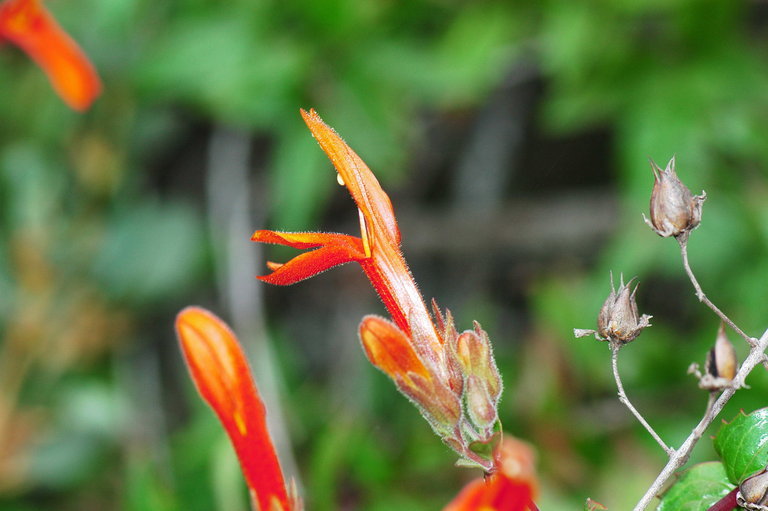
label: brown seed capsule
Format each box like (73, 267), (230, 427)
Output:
(596, 275), (652, 344)
(738, 468), (768, 510)
(706, 323), (738, 381)
(644, 156), (706, 239)
(698, 323), (739, 391)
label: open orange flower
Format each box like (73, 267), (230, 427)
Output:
(0, 0), (101, 110)
(175, 306), (301, 511)
(443, 437), (539, 511)
(252, 109), (503, 470)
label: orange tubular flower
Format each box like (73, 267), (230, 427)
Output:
(443, 437), (539, 511)
(252, 109), (503, 471)
(175, 306), (300, 511)
(0, 0), (101, 111)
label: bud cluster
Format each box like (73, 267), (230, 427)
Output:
(644, 156), (706, 240)
(428, 304), (503, 469)
(575, 275), (652, 345)
(360, 302), (503, 471)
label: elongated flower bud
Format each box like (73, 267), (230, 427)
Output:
(175, 307), (296, 511)
(644, 156), (706, 239)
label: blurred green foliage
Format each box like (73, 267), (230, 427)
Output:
(1, 0), (768, 510)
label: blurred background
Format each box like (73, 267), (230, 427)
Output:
(2, 0), (768, 509)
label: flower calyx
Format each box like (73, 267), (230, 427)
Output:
(360, 303), (504, 471)
(253, 110), (507, 472)
(643, 156), (706, 242)
(574, 274), (652, 345)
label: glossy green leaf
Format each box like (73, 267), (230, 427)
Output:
(657, 462), (734, 511)
(714, 408), (768, 484)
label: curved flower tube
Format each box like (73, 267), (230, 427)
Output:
(252, 109), (503, 470)
(0, 0), (101, 110)
(175, 306), (300, 511)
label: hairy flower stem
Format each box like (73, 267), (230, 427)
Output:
(678, 236), (756, 346)
(632, 327), (768, 511)
(610, 343), (673, 455)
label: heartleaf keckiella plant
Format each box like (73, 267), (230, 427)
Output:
(252, 109), (503, 471)
(0, 0), (101, 110)
(175, 306), (302, 511)
(174, 306), (538, 510)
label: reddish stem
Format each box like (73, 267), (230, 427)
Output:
(706, 487), (738, 511)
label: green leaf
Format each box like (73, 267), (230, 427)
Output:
(657, 462), (734, 511)
(714, 408), (768, 484)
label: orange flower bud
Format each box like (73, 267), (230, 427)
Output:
(0, 0), (101, 110)
(175, 307), (294, 511)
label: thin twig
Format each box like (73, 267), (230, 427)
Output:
(632, 327), (768, 511)
(678, 237), (757, 346)
(610, 343), (674, 455)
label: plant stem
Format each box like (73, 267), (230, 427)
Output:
(678, 237), (756, 346)
(706, 487), (738, 511)
(610, 343), (673, 455)
(632, 327), (768, 511)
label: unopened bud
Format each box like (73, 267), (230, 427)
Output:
(644, 156), (706, 239)
(464, 374), (497, 429)
(738, 468), (768, 510)
(455, 326), (501, 399)
(596, 275), (652, 344)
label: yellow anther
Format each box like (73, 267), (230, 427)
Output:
(233, 410), (247, 436)
(358, 209), (372, 258)
(336, 173), (345, 186)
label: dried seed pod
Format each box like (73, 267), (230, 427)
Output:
(596, 275), (652, 344)
(738, 468), (768, 510)
(644, 156), (706, 239)
(698, 323), (739, 391)
(706, 323), (738, 381)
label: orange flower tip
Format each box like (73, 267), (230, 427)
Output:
(0, 0), (102, 111)
(359, 315), (429, 380)
(266, 261), (284, 271)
